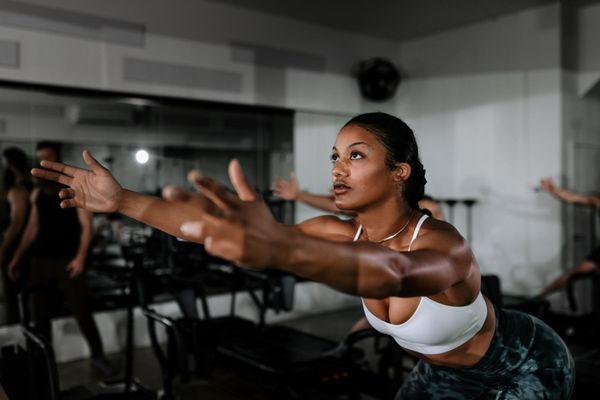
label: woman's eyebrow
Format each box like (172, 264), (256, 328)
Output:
(332, 141), (370, 151)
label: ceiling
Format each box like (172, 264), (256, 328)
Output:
(202, 0), (557, 42)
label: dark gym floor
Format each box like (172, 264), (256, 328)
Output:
(57, 305), (600, 399)
(58, 306), (367, 399)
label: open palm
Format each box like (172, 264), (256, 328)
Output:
(32, 150), (123, 213)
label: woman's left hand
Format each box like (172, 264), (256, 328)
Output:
(180, 160), (290, 269)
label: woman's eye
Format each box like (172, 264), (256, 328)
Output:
(330, 154), (339, 162)
(350, 152), (363, 160)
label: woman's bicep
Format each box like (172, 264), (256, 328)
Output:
(396, 229), (473, 296)
(294, 215), (354, 241)
(397, 249), (470, 296)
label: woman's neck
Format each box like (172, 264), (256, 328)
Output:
(356, 196), (413, 242)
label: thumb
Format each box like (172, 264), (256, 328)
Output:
(82, 150), (107, 175)
(229, 159), (257, 201)
(290, 171), (297, 184)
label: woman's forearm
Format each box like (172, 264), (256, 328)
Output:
(296, 192), (341, 214)
(11, 224), (35, 264)
(75, 225), (92, 261)
(277, 229), (403, 298)
(553, 187), (596, 206)
(0, 223), (22, 256)
(117, 189), (216, 242)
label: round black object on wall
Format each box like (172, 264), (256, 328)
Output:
(356, 58), (401, 102)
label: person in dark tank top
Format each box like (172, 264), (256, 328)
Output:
(0, 147), (31, 324)
(8, 141), (116, 377)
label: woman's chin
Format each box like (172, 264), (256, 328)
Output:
(334, 198), (357, 211)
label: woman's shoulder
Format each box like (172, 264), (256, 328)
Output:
(413, 216), (468, 253)
(296, 215), (358, 241)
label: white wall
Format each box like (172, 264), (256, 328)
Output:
(394, 4), (563, 295)
(0, 0), (400, 115)
(293, 111), (352, 222)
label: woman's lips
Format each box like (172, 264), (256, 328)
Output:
(333, 183), (351, 195)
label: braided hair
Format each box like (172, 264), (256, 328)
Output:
(343, 112), (426, 210)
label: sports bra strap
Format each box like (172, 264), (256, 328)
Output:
(408, 214), (429, 251)
(353, 225), (362, 241)
(353, 213), (429, 250)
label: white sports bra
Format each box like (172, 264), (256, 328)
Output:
(356, 214), (488, 355)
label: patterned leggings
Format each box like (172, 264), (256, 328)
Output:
(396, 306), (575, 399)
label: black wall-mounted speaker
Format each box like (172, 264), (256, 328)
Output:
(356, 58), (401, 102)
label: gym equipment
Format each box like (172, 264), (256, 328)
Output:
(4, 285), (156, 400)
(439, 198), (478, 243)
(137, 235), (402, 399)
(480, 274), (548, 317)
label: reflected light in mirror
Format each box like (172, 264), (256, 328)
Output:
(135, 149), (149, 164)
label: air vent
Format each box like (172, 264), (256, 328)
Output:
(123, 58), (243, 93)
(231, 41), (326, 72)
(66, 104), (134, 126)
(0, 1), (144, 46)
(0, 39), (18, 67)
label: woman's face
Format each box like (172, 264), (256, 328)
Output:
(331, 124), (398, 211)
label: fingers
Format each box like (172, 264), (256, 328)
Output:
(180, 212), (221, 243)
(82, 150), (108, 175)
(162, 185), (190, 202)
(31, 168), (73, 186)
(229, 159), (257, 201)
(290, 171), (297, 183)
(60, 198), (78, 209)
(58, 188), (78, 208)
(187, 169), (204, 188)
(59, 188), (75, 199)
(193, 216), (244, 262)
(196, 177), (239, 211)
(38, 159), (77, 177)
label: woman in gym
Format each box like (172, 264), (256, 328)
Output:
(0, 147), (31, 323)
(32, 113), (574, 399)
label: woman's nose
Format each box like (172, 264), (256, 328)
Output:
(332, 162), (348, 178)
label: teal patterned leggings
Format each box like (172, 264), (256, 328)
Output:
(396, 306), (575, 399)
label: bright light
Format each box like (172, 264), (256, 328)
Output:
(135, 149), (149, 164)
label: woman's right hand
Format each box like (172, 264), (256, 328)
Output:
(31, 150), (123, 213)
(271, 172), (299, 200)
(539, 177), (558, 195)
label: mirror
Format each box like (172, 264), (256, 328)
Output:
(0, 83), (294, 326)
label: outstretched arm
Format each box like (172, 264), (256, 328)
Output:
(185, 162), (472, 299)
(537, 260), (598, 299)
(540, 178), (600, 207)
(271, 173), (350, 215)
(31, 150), (219, 242)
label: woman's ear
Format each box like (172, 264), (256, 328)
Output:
(393, 163), (412, 183)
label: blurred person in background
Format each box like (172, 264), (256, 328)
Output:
(8, 141), (116, 377)
(0, 147), (32, 324)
